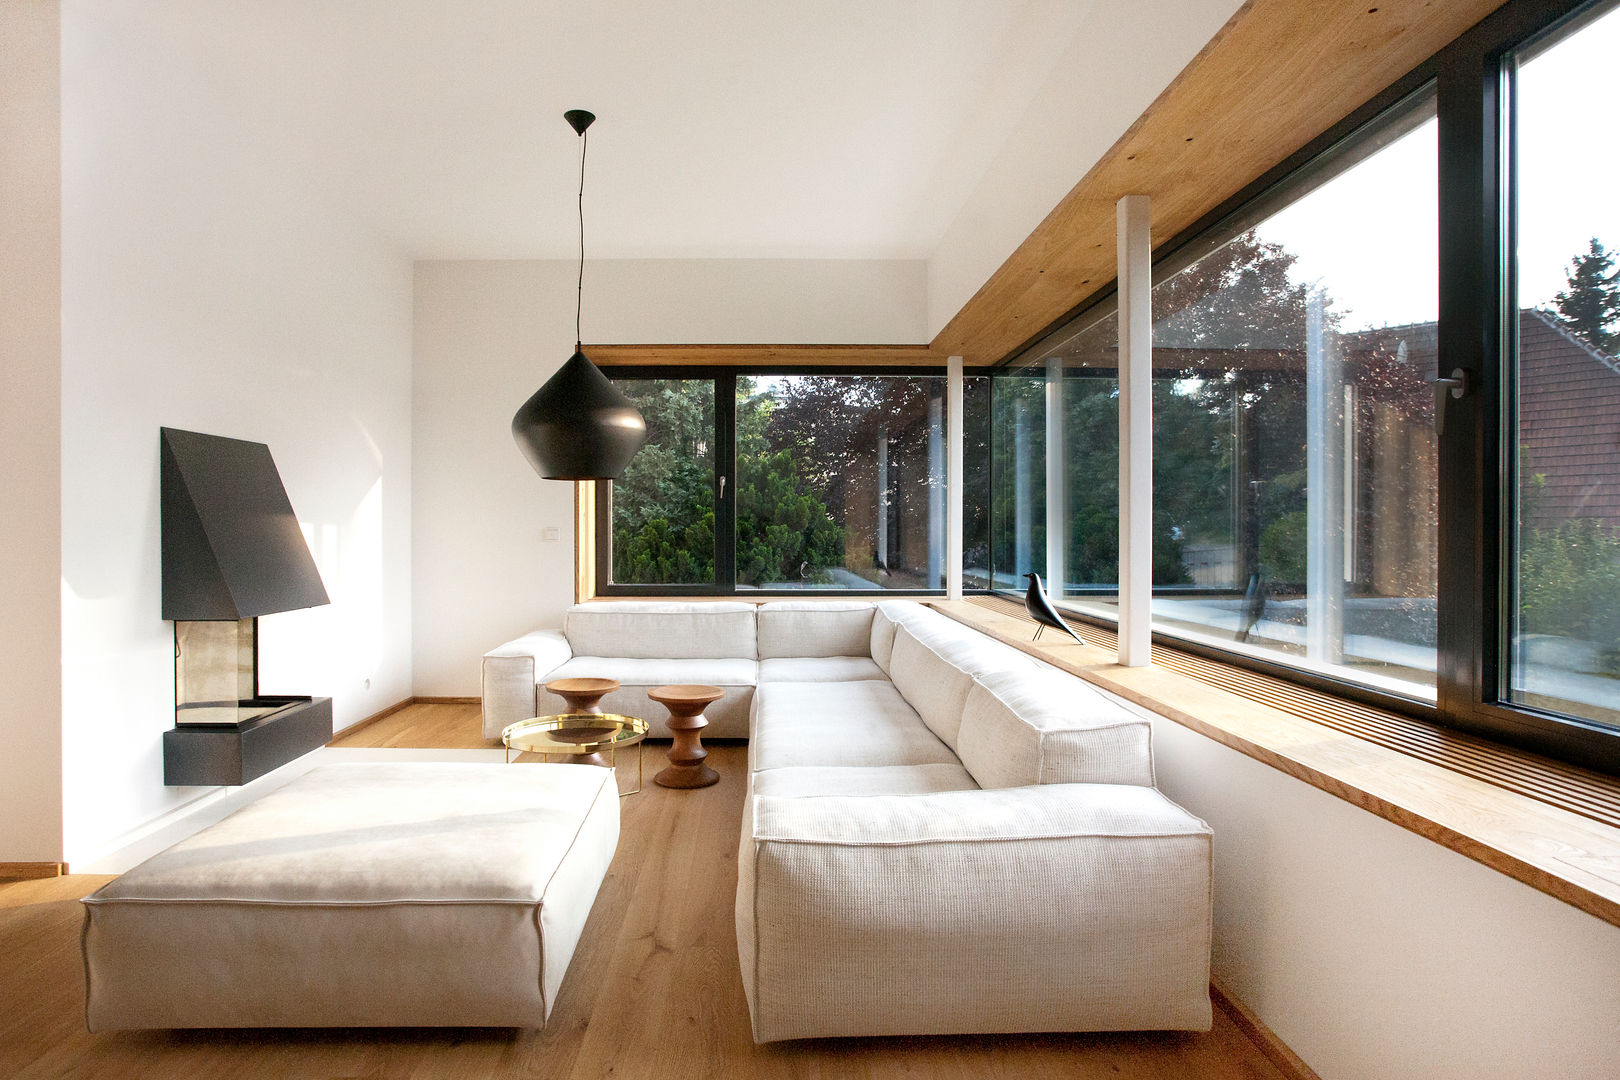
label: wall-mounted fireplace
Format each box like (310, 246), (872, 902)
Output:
(160, 427), (333, 786)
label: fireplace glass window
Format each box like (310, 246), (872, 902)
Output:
(173, 619), (284, 726)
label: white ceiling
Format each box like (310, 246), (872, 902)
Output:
(110, 0), (1098, 261)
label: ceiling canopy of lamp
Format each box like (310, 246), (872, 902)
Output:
(511, 109), (647, 481)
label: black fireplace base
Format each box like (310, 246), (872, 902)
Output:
(163, 696), (333, 786)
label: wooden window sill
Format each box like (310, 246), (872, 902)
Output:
(928, 598), (1620, 930)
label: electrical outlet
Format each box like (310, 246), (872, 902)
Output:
(541, 526), (562, 542)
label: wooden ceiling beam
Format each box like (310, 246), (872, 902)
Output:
(930, 0), (1507, 366)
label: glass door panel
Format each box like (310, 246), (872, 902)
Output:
(1507, 4), (1620, 726)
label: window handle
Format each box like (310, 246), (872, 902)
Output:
(1428, 368), (1469, 437)
(719, 475), (726, 498)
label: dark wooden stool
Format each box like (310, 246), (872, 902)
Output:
(542, 677), (621, 765)
(647, 684), (723, 789)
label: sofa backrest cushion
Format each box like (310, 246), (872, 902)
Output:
(757, 601), (874, 659)
(870, 601), (923, 675)
(888, 618), (1032, 750)
(888, 627), (974, 749)
(563, 601), (756, 660)
(870, 609), (897, 675)
(956, 667), (1155, 788)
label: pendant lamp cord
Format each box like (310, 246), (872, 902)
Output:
(575, 127), (587, 350)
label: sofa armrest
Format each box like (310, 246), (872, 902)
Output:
(737, 783), (1212, 1041)
(481, 629), (573, 739)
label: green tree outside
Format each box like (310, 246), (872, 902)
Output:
(1552, 237), (1620, 353)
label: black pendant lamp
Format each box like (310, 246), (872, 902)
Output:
(511, 109), (647, 480)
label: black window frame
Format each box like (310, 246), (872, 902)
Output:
(985, 0), (1620, 775)
(1437, 0), (1620, 771)
(593, 365), (989, 599)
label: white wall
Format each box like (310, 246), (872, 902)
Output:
(57, 2), (414, 866)
(925, 0), (1243, 339)
(411, 258), (926, 696)
(1149, 717), (1620, 1080)
(0, 0), (65, 864)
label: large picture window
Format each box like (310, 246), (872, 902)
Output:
(986, 0), (1620, 772)
(591, 0), (1618, 772)
(597, 370), (990, 595)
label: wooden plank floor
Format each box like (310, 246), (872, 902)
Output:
(330, 701), (498, 749)
(1, 704), (1291, 1080)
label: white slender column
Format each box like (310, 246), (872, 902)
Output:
(875, 424), (889, 570)
(1045, 356), (1066, 599)
(1305, 290), (1345, 663)
(946, 356), (965, 600)
(927, 389), (945, 588)
(1014, 402), (1033, 582)
(1117, 195), (1153, 667)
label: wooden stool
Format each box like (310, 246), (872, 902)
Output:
(648, 684), (723, 789)
(543, 677), (621, 765)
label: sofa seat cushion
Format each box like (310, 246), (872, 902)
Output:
(757, 656), (885, 683)
(957, 667), (1155, 789)
(543, 656), (755, 739)
(563, 601), (756, 660)
(757, 601), (874, 658)
(750, 681), (957, 771)
(753, 763), (978, 798)
(81, 762), (620, 1030)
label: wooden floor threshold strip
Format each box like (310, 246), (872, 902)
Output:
(933, 597), (1620, 929)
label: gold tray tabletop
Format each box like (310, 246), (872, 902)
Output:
(502, 712), (648, 756)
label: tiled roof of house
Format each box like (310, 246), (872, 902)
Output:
(1518, 309), (1620, 529)
(1310, 311), (1618, 531)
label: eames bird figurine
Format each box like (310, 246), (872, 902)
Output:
(1023, 573), (1085, 645)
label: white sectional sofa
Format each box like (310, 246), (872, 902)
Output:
(483, 599), (1213, 1042)
(482, 600), (884, 739)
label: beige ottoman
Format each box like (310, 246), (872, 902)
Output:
(82, 762), (619, 1030)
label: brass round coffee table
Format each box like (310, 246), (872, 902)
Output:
(502, 713), (649, 795)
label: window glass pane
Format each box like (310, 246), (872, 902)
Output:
(1149, 107), (1439, 698)
(997, 312), (1120, 615)
(996, 99), (1440, 699)
(1508, 6), (1620, 727)
(608, 378), (716, 585)
(989, 370), (1047, 592)
(962, 375), (995, 590)
(736, 375), (947, 590)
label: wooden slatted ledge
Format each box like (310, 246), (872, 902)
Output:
(929, 597), (1620, 930)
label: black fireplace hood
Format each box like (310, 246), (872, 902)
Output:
(160, 427), (330, 620)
